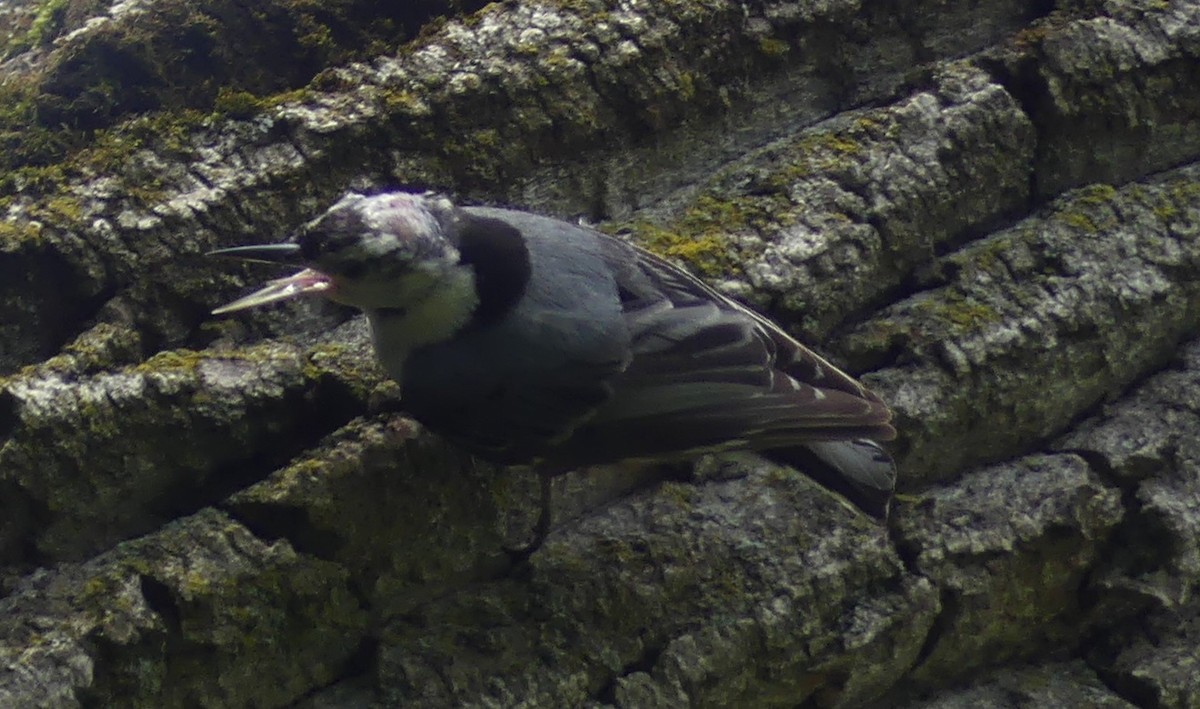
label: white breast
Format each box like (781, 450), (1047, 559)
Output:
(366, 267), (479, 387)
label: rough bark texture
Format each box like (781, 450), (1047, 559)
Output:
(1, 0), (1198, 706)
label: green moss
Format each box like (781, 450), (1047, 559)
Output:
(1056, 211), (1103, 233)
(660, 481), (698, 509)
(133, 348), (218, 375)
(297, 23), (334, 54)
(764, 465), (800, 487)
(0, 0), (436, 176)
(182, 570), (212, 597)
(437, 131), (513, 185)
(605, 187), (798, 278)
(1011, 25), (1047, 51)
(917, 292), (1002, 332)
(619, 221), (734, 278)
(594, 537), (637, 565)
(1152, 203), (1177, 221)
(891, 492), (926, 506)
(757, 37), (790, 58)
(854, 116), (883, 133)
(676, 71), (696, 101)
(470, 128), (501, 148)
(89, 108), (199, 163)
(80, 575), (113, 600)
(256, 86), (318, 112)
(0, 7), (294, 176)
(409, 14), (451, 46)
(282, 458), (331, 481)
(0, 101), (220, 213)
(1051, 188), (1123, 238)
(303, 343), (385, 407)
(823, 134), (862, 155)
(81, 397), (122, 438)
(214, 87), (264, 120)
(1168, 178), (1200, 202)
(381, 89), (427, 115)
(541, 0), (612, 23)
(0, 218), (45, 246)
(3, 0), (71, 56)
(0, 76), (83, 171)
(28, 0), (68, 41)
(513, 40), (541, 56)
(750, 127), (872, 195)
(1074, 183), (1117, 205)
(40, 195), (84, 222)
(1140, 178), (1200, 222)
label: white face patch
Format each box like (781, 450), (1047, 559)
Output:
(366, 266), (480, 381)
(328, 263), (441, 310)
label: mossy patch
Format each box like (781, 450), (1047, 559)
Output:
(0, 77), (85, 171)
(1, 0), (72, 58)
(213, 88), (264, 120)
(132, 349), (212, 375)
(1134, 177), (1200, 223)
(757, 37), (790, 58)
(0, 102), (215, 215)
(608, 193), (786, 278)
(748, 126), (872, 195)
(1053, 199), (1119, 235)
(623, 221), (736, 277)
(0, 218), (45, 247)
(132, 346), (299, 377)
(1073, 183), (1117, 205)
(916, 291), (1002, 333)
(0, 0), (455, 179)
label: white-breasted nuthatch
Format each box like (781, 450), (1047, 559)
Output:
(211, 192), (896, 555)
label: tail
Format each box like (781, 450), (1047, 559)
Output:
(765, 439), (896, 519)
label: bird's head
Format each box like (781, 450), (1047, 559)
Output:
(210, 192), (469, 314)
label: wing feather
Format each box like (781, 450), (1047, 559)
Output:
(542, 238), (897, 517)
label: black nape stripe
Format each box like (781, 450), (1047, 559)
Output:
(454, 214), (532, 328)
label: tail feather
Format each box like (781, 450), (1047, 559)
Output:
(766, 439), (896, 519)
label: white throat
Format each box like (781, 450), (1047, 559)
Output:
(366, 267), (478, 384)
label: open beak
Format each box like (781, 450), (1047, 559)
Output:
(208, 243), (333, 314)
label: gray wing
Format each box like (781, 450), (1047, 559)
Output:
(543, 237), (897, 516)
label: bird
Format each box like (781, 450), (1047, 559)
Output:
(210, 191), (897, 557)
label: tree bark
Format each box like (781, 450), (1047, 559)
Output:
(1, 0), (1198, 706)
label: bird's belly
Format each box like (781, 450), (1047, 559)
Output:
(395, 346), (512, 456)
